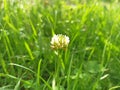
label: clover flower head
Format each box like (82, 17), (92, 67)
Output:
(51, 34), (70, 50)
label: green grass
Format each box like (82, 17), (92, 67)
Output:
(0, 0), (120, 90)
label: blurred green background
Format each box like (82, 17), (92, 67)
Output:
(0, 0), (120, 90)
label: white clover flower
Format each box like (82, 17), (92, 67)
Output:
(51, 34), (70, 50)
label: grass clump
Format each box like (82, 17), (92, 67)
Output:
(0, 0), (120, 90)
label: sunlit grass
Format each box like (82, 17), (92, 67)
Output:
(0, 0), (120, 89)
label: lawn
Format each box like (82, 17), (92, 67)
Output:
(0, 0), (120, 90)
